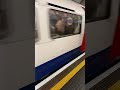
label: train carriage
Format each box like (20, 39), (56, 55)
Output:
(35, 0), (85, 81)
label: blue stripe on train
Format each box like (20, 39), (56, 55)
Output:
(35, 47), (83, 81)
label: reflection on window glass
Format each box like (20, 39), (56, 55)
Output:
(49, 9), (82, 39)
(86, 0), (111, 22)
(0, 10), (8, 40)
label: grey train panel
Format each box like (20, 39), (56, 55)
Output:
(86, 0), (120, 57)
(0, 0), (35, 90)
(0, 39), (34, 90)
(0, 0), (34, 45)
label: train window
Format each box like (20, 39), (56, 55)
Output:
(49, 9), (82, 39)
(0, 10), (8, 40)
(86, 0), (111, 22)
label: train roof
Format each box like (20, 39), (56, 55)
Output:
(36, 0), (85, 15)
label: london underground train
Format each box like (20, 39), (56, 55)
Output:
(35, 0), (85, 81)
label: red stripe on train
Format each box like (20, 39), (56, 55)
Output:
(109, 16), (120, 61)
(81, 33), (85, 52)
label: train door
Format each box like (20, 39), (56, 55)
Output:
(86, 0), (120, 57)
(86, 0), (120, 82)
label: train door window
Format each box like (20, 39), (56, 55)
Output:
(0, 10), (8, 40)
(49, 9), (82, 39)
(86, 0), (111, 22)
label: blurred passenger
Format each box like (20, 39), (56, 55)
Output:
(55, 18), (65, 35)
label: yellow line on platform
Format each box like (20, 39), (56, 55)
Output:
(50, 60), (85, 90)
(108, 80), (120, 90)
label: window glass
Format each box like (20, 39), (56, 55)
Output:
(86, 0), (111, 22)
(49, 9), (82, 39)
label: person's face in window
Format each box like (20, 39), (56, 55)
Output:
(55, 19), (65, 33)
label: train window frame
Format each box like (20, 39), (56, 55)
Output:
(48, 9), (82, 39)
(86, 0), (112, 23)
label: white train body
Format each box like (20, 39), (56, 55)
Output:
(35, 0), (85, 80)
